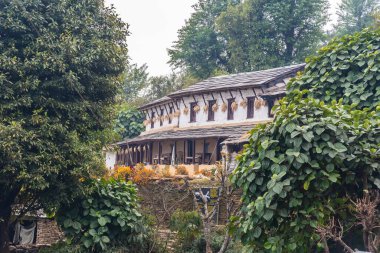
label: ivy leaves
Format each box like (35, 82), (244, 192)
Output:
(288, 29), (380, 110)
(114, 107), (145, 139)
(232, 96), (380, 251)
(58, 179), (145, 251)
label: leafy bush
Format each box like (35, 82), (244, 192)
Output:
(232, 94), (380, 252)
(170, 210), (202, 250)
(288, 29), (380, 110)
(114, 106), (144, 139)
(57, 179), (146, 252)
(176, 165), (189, 175)
(110, 165), (157, 184)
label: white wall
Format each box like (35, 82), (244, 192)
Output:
(105, 151), (116, 169)
(143, 88), (279, 132)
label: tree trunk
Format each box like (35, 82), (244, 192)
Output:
(203, 220), (213, 253)
(0, 207), (11, 253)
(217, 230), (231, 253)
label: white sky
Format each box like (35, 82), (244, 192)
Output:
(105, 0), (341, 76)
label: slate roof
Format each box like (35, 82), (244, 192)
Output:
(118, 123), (261, 145)
(139, 96), (172, 110)
(168, 64), (305, 98)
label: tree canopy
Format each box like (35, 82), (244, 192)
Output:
(169, 0), (328, 78)
(232, 29), (380, 252)
(218, 0), (328, 73)
(0, 0), (128, 251)
(168, 0), (235, 79)
(335, 0), (379, 36)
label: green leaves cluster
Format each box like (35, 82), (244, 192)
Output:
(114, 106), (145, 139)
(232, 96), (380, 252)
(0, 0), (128, 229)
(169, 0), (329, 78)
(288, 29), (380, 110)
(58, 179), (145, 252)
(232, 28), (380, 252)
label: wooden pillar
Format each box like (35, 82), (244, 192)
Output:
(158, 141), (161, 165)
(192, 139), (196, 164)
(150, 142), (153, 164)
(123, 147), (127, 165)
(174, 141), (177, 164)
(183, 140), (186, 164)
(202, 139), (206, 165)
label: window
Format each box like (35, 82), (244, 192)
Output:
(169, 107), (173, 124)
(151, 112), (155, 129)
(208, 100), (216, 121)
(190, 102), (197, 122)
(267, 99), (275, 118)
(160, 109), (164, 126)
(227, 98), (235, 120)
(247, 97), (255, 119)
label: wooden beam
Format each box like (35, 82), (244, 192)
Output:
(181, 97), (187, 108)
(192, 94), (197, 103)
(210, 92), (215, 100)
(228, 90), (234, 99)
(219, 92), (225, 103)
(174, 100), (179, 110)
(238, 89), (244, 99)
(201, 94), (207, 106)
(252, 88), (257, 98)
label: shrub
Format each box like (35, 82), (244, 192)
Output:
(232, 96), (380, 252)
(288, 29), (380, 110)
(176, 165), (189, 175)
(110, 165), (157, 185)
(170, 210), (202, 250)
(57, 179), (146, 252)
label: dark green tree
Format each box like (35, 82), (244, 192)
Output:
(0, 0), (128, 251)
(122, 63), (149, 104)
(335, 0), (379, 36)
(168, 0), (238, 79)
(217, 0), (329, 72)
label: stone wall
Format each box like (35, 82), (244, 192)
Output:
(137, 179), (242, 226)
(137, 179), (195, 226)
(35, 218), (63, 245)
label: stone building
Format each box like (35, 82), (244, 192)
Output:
(108, 64), (305, 174)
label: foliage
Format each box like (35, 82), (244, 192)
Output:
(334, 0), (379, 36)
(114, 106), (145, 139)
(57, 179), (146, 252)
(169, 0), (328, 78)
(146, 71), (197, 100)
(0, 0), (128, 250)
(288, 29), (380, 110)
(169, 214), (243, 253)
(232, 94), (380, 252)
(110, 165), (157, 185)
(170, 210), (203, 251)
(176, 165), (189, 175)
(219, 0), (328, 73)
(123, 63), (149, 103)
(168, 0), (235, 79)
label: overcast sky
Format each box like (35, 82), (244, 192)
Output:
(105, 0), (341, 76)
